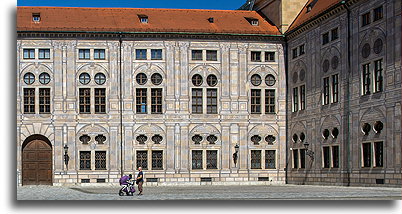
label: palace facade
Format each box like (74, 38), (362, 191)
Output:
(17, 0), (401, 187)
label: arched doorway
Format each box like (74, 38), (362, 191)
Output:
(22, 135), (52, 185)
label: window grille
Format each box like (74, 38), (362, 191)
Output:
(80, 151), (91, 170)
(94, 88), (106, 113)
(95, 151), (106, 170)
(206, 150), (217, 169)
(374, 142), (383, 167)
(24, 72), (35, 85)
(151, 88), (162, 114)
(23, 88), (35, 114)
(95, 134), (106, 144)
(206, 89), (217, 114)
(152, 151), (163, 170)
(192, 88), (203, 114)
(191, 50), (203, 60)
(265, 74), (276, 86)
(293, 87), (298, 112)
(300, 85), (306, 110)
(362, 63), (371, 95)
(79, 88), (91, 113)
(192, 150), (203, 169)
(151, 134), (163, 144)
(206, 135), (217, 144)
(265, 89), (275, 113)
(265, 135), (276, 145)
(251, 89), (261, 114)
(362, 143), (372, 167)
(323, 77), (330, 105)
(136, 88), (147, 113)
(206, 74), (217, 87)
(39, 88), (50, 114)
(332, 74), (339, 103)
(250, 74), (261, 86)
(39, 72), (51, 85)
(151, 73), (163, 85)
(136, 135), (148, 144)
(265, 150), (276, 169)
(192, 135), (203, 144)
(136, 151), (148, 170)
(251, 150), (262, 169)
(251, 135), (262, 145)
(79, 134), (91, 144)
(136, 73), (147, 85)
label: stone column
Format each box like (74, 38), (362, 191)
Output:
(239, 124), (248, 170)
(220, 43), (231, 114)
(166, 124), (175, 172)
(174, 123), (181, 172)
(164, 41), (176, 113)
(52, 41), (64, 114)
(65, 41), (77, 114)
(180, 123), (189, 172)
(221, 124), (230, 171)
(123, 125), (133, 172)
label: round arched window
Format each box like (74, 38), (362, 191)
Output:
(265, 74), (276, 86)
(24, 72), (35, 85)
(79, 73), (91, 85)
(323, 59), (330, 73)
(206, 74), (218, 87)
(362, 43), (371, 58)
(250, 74), (262, 86)
(94, 73), (106, 85)
(373, 39), (383, 54)
(151, 73), (163, 85)
(192, 74), (203, 86)
(39, 72), (51, 85)
(136, 73), (147, 85)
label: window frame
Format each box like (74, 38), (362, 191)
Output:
(38, 49), (50, 59)
(151, 49), (163, 60)
(94, 88), (106, 114)
(79, 88), (91, 114)
(23, 88), (35, 114)
(136, 49), (147, 60)
(23, 49), (35, 59)
(95, 151), (107, 170)
(39, 88), (51, 114)
(94, 49), (106, 60)
(373, 6), (383, 22)
(78, 49), (90, 60)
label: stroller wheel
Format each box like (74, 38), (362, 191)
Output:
(119, 190), (125, 196)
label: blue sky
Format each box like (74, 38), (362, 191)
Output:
(17, 0), (247, 10)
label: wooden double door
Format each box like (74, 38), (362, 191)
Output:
(22, 139), (52, 185)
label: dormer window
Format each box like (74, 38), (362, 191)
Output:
(245, 17), (259, 26)
(138, 15), (148, 23)
(32, 13), (40, 22)
(306, 0), (318, 13)
(306, 5), (312, 12)
(208, 17), (214, 23)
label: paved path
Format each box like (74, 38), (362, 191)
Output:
(16, 184), (401, 200)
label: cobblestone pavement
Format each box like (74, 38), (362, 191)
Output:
(16, 184), (402, 200)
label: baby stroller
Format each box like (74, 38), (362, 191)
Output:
(119, 174), (136, 196)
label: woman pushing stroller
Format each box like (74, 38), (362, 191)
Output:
(119, 174), (136, 196)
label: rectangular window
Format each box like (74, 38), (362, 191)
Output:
(323, 146), (330, 168)
(136, 49), (147, 60)
(300, 149), (306, 169)
(265, 52), (275, 62)
(265, 89), (275, 114)
(206, 89), (217, 114)
(38, 49), (50, 59)
(79, 49), (90, 59)
(293, 149), (299, 169)
(206, 150), (218, 169)
(299, 44), (305, 56)
(136, 151), (148, 170)
(151, 88), (163, 114)
(151, 49), (162, 60)
(292, 48), (298, 59)
(192, 150), (203, 169)
(251, 150), (262, 169)
(192, 88), (203, 114)
(362, 143), (372, 167)
(39, 88), (50, 114)
(323, 77), (330, 105)
(300, 85), (306, 110)
(293, 87), (299, 112)
(332, 74), (339, 103)
(362, 12), (371, 26)
(362, 63), (371, 95)
(23, 49), (35, 59)
(94, 49), (105, 60)
(79, 151), (91, 170)
(191, 50), (203, 60)
(374, 141), (383, 167)
(23, 88), (35, 114)
(251, 89), (261, 114)
(95, 151), (106, 170)
(206, 50), (217, 61)
(322, 32), (329, 45)
(136, 88), (147, 114)
(32, 13), (40, 22)
(94, 88), (106, 114)
(374, 59), (383, 92)
(79, 88), (91, 114)
(251, 51), (261, 62)
(152, 150), (163, 170)
(331, 28), (339, 41)
(332, 146), (339, 168)
(373, 6), (383, 22)
(265, 150), (276, 169)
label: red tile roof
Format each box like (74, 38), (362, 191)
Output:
(17, 6), (281, 36)
(287, 0), (343, 33)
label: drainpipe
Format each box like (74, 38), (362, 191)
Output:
(284, 39), (289, 184)
(119, 34), (124, 177)
(342, 0), (351, 186)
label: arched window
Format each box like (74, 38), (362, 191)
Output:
(39, 72), (51, 85)
(24, 72), (35, 85)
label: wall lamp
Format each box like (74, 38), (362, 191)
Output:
(64, 144), (70, 170)
(233, 144), (239, 167)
